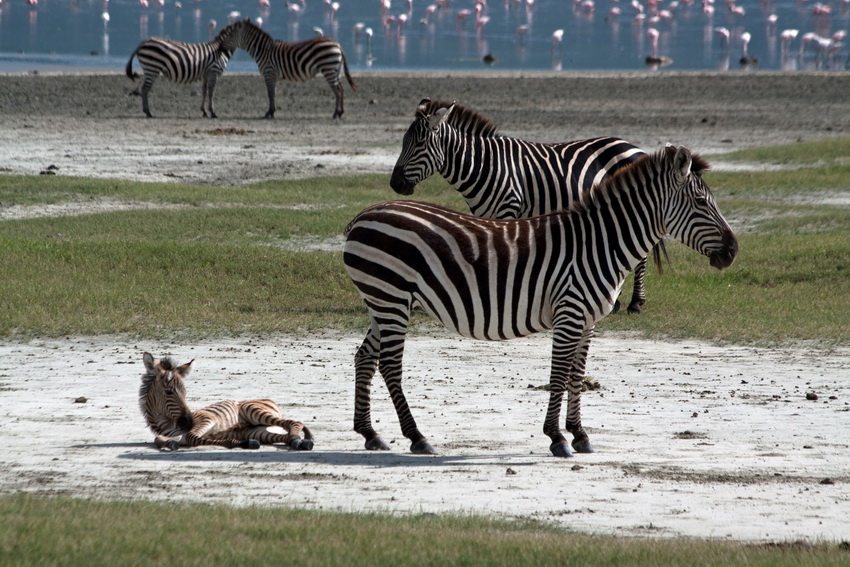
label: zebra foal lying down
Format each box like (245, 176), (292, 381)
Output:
(140, 353), (314, 451)
(344, 145), (737, 457)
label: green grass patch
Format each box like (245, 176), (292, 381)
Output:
(1, 138), (849, 343)
(2, 494), (847, 567)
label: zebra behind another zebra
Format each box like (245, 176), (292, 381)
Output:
(390, 98), (663, 314)
(221, 19), (357, 119)
(140, 353), (314, 451)
(344, 145), (737, 457)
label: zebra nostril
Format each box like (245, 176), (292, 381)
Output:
(390, 167), (415, 195)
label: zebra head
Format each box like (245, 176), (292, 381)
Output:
(216, 18), (250, 54)
(140, 353), (194, 433)
(663, 145), (738, 270)
(390, 98), (456, 195)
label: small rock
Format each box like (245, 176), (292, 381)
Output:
(506, 467), (517, 476)
(73, 397), (87, 403)
(806, 392), (818, 401)
(820, 478), (835, 485)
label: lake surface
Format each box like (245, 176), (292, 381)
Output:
(0, 0), (848, 73)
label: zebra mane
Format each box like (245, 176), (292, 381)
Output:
(574, 145), (710, 214)
(235, 18), (271, 40)
(417, 99), (500, 137)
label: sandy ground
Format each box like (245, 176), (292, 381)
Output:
(1, 71), (849, 542)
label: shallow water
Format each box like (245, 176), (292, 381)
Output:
(0, 0), (848, 73)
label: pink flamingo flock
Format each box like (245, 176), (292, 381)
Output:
(6, 0), (849, 70)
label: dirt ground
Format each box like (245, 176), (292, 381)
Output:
(0, 71), (849, 542)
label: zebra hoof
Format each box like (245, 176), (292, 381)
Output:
(572, 438), (595, 454)
(289, 438), (302, 450)
(299, 439), (314, 451)
(627, 303), (643, 315)
(612, 300), (621, 313)
(550, 442), (574, 457)
(410, 439), (437, 455)
(365, 437), (390, 451)
(243, 439), (261, 450)
(164, 440), (180, 452)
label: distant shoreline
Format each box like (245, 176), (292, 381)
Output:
(1, 72), (849, 185)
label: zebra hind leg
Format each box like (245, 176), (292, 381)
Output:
(140, 76), (156, 118)
(353, 325), (390, 451)
(331, 81), (344, 119)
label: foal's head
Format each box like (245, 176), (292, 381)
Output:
(140, 352), (194, 433)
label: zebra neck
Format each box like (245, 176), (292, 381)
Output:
(241, 33), (274, 61)
(584, 187), (667, 273)
(441, 132), (514, 218)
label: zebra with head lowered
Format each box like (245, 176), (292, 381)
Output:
(345, 145), (737, 457)
(140, 353), (314, 451)
(125, 25), (239, 118)
(221, 19), (357, 119)
(390, 98), (664, 314)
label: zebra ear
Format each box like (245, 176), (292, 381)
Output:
(428, 102), (456, 131)
(672, 145), (692, 180)
(143, 352), (156, 373)
(175, 359), (194, 378)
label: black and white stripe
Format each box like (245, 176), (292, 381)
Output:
(223, 19), (357, 119)
(125, 26), (238, 118)
(140, 353), (313, 451)
(345, 145), (737, 457)
(390, 98), (663, 314)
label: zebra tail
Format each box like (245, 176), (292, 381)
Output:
(651, 240), (670, 275)
(342, 52), (357, 92)
(125, 49), (141, 81)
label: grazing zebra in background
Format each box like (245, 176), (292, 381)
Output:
(222, 19), (357, 119)
(140, 353), (314, 451)
(344, 145), (737, 457)
(390, 98), (664, 314)
(125, 25), (238, 118)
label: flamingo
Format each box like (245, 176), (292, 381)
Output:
(739, 31), (758, 66)
(780, 28), (798, 53)
(714, 26), (730, 49)
(645, 26), (673, 66)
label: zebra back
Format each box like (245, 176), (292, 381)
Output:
(392, 98), (644, 219)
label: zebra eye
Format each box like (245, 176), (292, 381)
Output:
(695, 195), (708, 206)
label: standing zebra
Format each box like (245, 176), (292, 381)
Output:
(125, 25), (239, 118)
(222, 19), (357, 119)
(140, 352), (314, 451)
(390, 98), (661, 314)
(344, 145), (737, 457)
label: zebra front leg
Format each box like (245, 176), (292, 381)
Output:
(543, 317), (590, 457)
(203, 73), (219, 119)
(627, 257), (648, 314)
(262, 71), (277, 119)
(353, 326), (390, 450)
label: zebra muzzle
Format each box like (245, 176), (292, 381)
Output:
(390, 167), (417, 195)
(708, 230), (738, 270)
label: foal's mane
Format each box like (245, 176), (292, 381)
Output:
(417, 99), (500, 137)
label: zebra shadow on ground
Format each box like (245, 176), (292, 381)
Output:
(117, 447), (540, 469)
